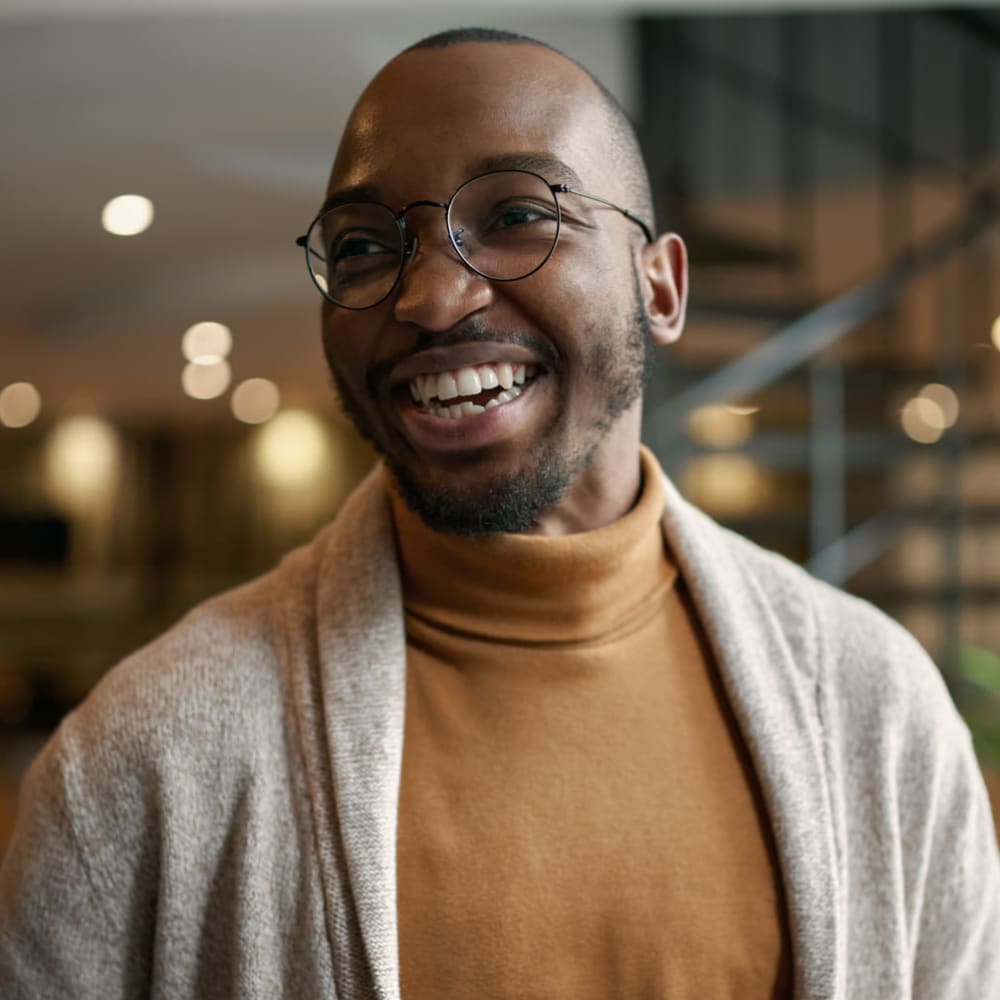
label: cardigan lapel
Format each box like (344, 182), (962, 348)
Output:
(300, 462), (845, 998)
(659, 475), (844, 1000)
(311, 466), (407, 1000)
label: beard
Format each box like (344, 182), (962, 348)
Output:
(326, 270), (653, 536)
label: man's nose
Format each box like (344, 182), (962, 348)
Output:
(391, 235), (493, 331)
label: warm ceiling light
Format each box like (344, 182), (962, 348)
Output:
(992, 316), (1000, 351)
(181, 359), (231, 400)
(231, 378), (280, 424)
(43, 415), (120, 514)
(686, 403), (755, 449)
(0, 382), (42, 428)
(901, 397), (944, 444)
(682, 454), (770, 517)
(181, 321), (232, 363)
(918, 383), (959, 429)
(101, 194), (154, 236)
(253, 409), (329, 488)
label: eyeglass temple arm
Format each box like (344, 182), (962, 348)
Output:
(552, 184), (653, 244)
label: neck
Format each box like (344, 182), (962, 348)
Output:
(526, 412), (645, 536)
(526, 455), (642, 536)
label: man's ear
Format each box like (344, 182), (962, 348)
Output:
(638, 232), (688, 346)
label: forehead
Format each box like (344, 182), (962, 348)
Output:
(327, 42), (615, 202)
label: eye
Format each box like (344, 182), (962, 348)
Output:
(489, 200), (557, 231)
(330, 232), (394, 264)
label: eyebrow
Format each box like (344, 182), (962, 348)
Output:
(468, 152), (583, 187)
(318, 153), (584, 215)
(319, 184), (383, 215)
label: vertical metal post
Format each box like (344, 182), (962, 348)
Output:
(637, 14), (688, 474)
(938, 25), (990, 673)
(809, 360), (847, 582)
(780, 13), (815, 302)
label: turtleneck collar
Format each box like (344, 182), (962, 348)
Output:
(389, 447), (677, 645)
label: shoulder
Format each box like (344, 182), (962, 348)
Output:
(70, 538), (315, 758)
(45, 463), (397, 801)
(661, 483), (970, 786)
(669, 491), (947, 712)
(720, 521), (955, 728)
(30, 545), (305, 838)
(66, 465), (395, 757)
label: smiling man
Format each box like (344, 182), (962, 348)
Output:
(1, 28), (999, 1000)
(312, 40), (681, 539)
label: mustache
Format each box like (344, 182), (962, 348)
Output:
(367, 320), (562, 392)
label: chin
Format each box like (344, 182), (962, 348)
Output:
(387, 447), (579, 537)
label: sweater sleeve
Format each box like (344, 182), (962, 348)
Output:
(0, 719), (153, 1000)
(906, 684), (1000, 998)
(819, 590), (1000, 998)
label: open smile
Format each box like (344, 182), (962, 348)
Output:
(407, 362), (539, 420)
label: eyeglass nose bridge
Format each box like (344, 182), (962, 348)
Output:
(394, 198), (465, 264)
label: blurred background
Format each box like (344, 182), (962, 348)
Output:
(1, 0), (998, 854)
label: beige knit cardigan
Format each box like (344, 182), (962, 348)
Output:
(1, 466), (998, 999)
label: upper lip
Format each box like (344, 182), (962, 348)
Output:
(389, 342), (545, 386)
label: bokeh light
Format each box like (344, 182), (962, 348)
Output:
(992, 315), (1000, 351)
(918, 383), (959, 429)
(686, 404), (755, 448)
(43, 415), (121, 514)
(253, 409), (329, 488)
(682, 454), (770, 517)
(182, 359), (231, 400)
(182, 321), (232, 363)
(901, 397), (944, 444)
(0, 382), (42, 428)
(231, 378), (280, 424)
(101, 194), (154, 236)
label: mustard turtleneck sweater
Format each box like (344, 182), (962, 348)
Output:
(391, 448), (791, 999)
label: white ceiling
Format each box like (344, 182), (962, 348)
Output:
(2, 0), (993, 17)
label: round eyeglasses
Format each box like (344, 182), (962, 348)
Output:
(295, 169), (652, 310)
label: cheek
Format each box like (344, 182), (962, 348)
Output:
(321, 317), (366, 383)
(515, 248), (627, 354)
(550, 229), (628, 298)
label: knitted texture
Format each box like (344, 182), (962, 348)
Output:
(1, 462), (997, 998)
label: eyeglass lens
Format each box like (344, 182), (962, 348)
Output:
(305, 170), (561, 308)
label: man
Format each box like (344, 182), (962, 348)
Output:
(1, 27), (998, 1000)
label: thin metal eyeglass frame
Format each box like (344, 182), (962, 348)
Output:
(294, 169), (654, 310)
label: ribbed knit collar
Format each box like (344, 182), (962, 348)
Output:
(389, 447), (677, 645)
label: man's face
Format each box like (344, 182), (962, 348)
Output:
(320, 42), (657, 535)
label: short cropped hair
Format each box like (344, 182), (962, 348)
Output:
(404, 27), (655, 234)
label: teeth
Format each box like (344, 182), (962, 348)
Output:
(408, 361), (534, 412)
(427, 385), (521, 420)
(415, 374), (433, 406)
(456, 367), (482, 396)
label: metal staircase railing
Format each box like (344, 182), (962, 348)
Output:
(647, 177), (1000, 586)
